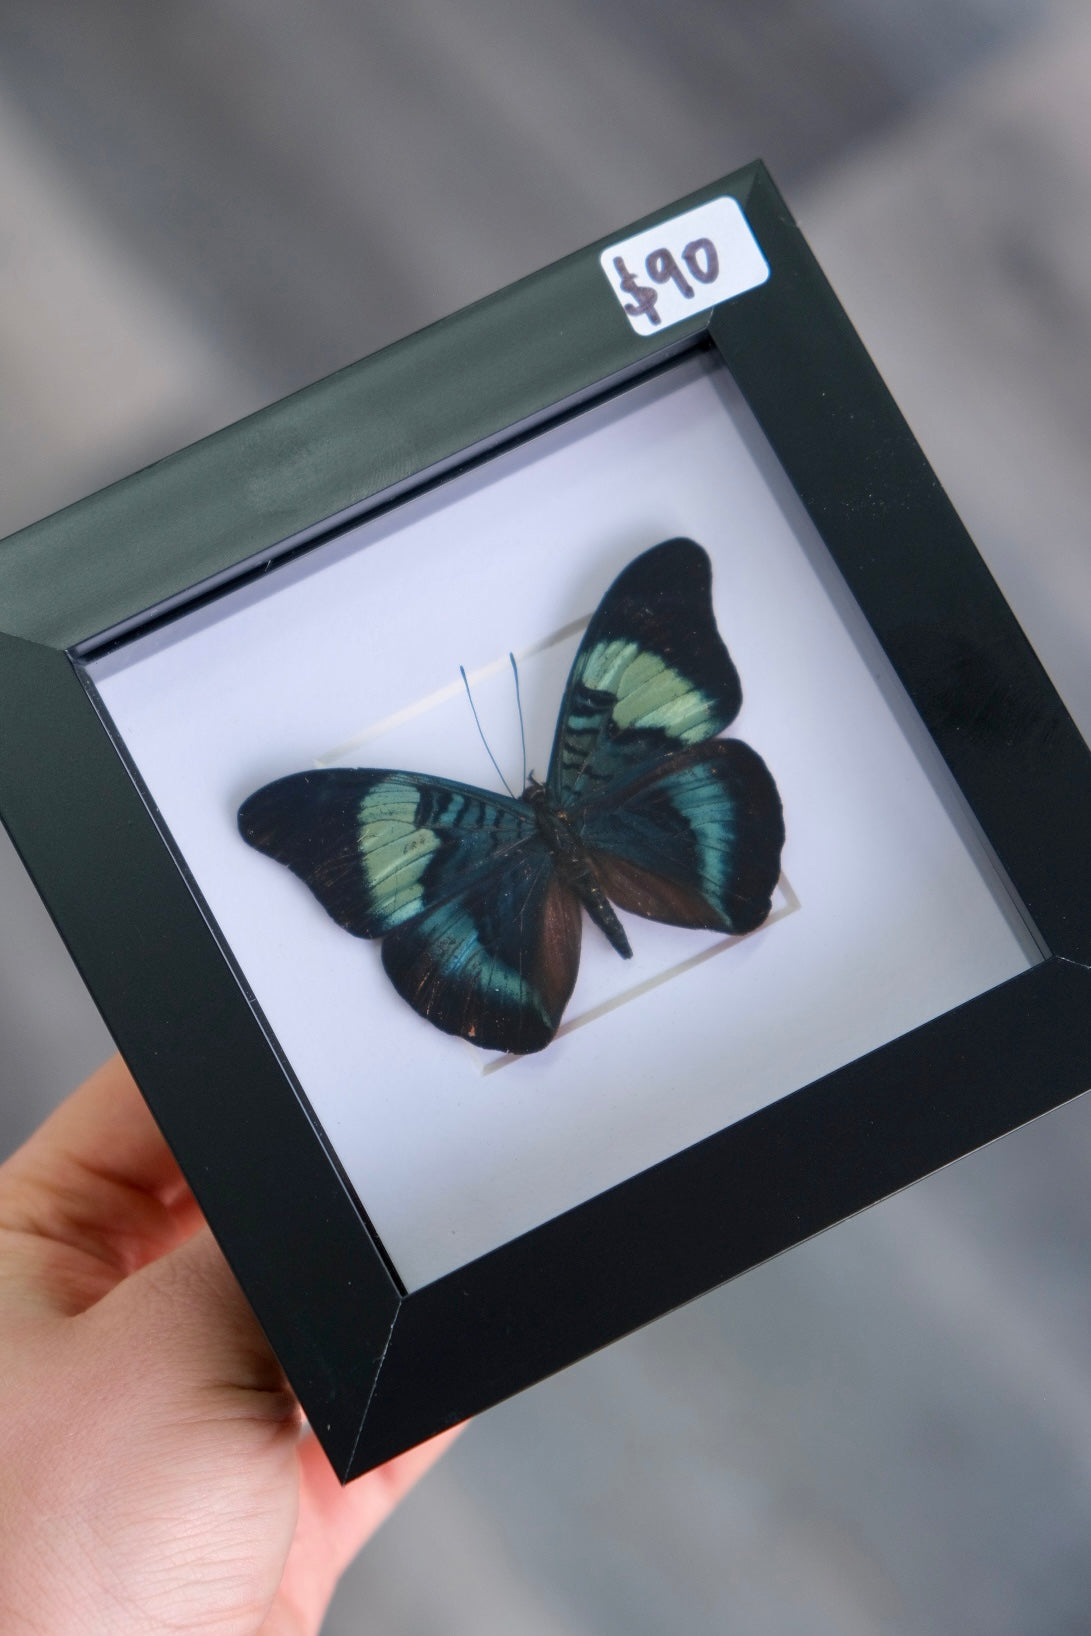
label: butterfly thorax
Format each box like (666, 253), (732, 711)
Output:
(522, 777), (633, 960)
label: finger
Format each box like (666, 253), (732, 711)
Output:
(275, 1424), (464, 1631)
(0, 1055), (202, 1316)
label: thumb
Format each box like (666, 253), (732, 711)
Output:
(2, 1231), (303, 1636)
(87, 1224), (299, 1430)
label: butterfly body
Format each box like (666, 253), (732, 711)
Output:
(239, 539), (784, 1055)
(521, 775), (634, 959)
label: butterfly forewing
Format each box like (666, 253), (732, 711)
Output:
(239, 769), (538, 936)
(547, 538), (742, 808)
(238, 768), (581, 1053)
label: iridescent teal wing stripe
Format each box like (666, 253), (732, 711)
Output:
(381, 851), (582, 1054)
(547, 539), (741, 809)
(575, 739), (784, 936)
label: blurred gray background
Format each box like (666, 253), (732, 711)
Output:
(2, 2), (1089, 1631)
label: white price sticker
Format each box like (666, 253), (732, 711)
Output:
(600, 196), (769, 336)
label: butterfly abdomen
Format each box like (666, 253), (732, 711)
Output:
(524, 782), (633, 960)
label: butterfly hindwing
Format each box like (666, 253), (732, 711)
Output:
(381, 853), (582, 1054)
(548, 538), (742, 808)
(576, 738), (784, 936)
(238, 768), (581, 1053)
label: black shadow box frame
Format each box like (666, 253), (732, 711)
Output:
(1, 162), (1089, 1480)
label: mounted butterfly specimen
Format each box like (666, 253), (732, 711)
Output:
(238, 539), (784, 1055)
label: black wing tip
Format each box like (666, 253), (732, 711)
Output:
(237, 770), (369, 877)
(238, 777), (284, 849)
(619, 537), (710, 589)
(600, 538), (721, 643)
(237, 772), (314, 854)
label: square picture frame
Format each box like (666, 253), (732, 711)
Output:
(1, 162), (1088, 1479)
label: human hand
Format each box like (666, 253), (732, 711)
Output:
(0, 1055), (458, 1635)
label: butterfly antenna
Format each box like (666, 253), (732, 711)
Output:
(460, 665), (517, 798)
(510, 653), (527, 793)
